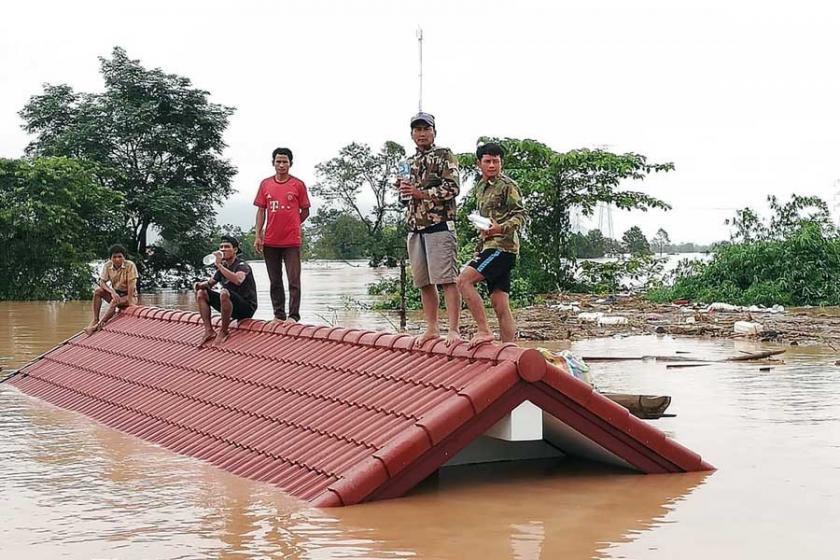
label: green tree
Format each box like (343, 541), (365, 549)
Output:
(652, 227), (671, 255)
(649, 195), (840, 306)
(726, 193), (834, 243)
(19, 47), (236, 272)
(571, 229), (603, 258)
(305, 209), (370, 259)
(311, 141), (407, 266)
(458, 139), (671, 291)
(0, 157), (123, 300)
(622, 226), (652, 256)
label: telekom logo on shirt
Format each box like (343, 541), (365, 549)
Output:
(269, 200), (280, 212)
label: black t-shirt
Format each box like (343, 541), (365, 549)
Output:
(212, 258), (258, 309)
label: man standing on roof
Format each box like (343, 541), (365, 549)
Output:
(254, 147), (311, 323)
(398, 112), (461, 346)
(85, 244), (138, 335)
(457, 142), (526, 348)
(194, 235), (258, 345)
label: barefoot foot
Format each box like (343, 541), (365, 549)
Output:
(467, 333), (495, 349)
(199, 330), (216, 345)
(445, 331), (463, 347)
(414, 331), (441, 348)
(213, 331), (230, 345)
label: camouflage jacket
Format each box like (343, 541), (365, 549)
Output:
(474, 173), (526, 254)
(405, 145), (460, 231)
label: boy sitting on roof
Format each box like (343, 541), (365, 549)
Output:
(85, 244), (138, 336)
(194, 235), (258, 345)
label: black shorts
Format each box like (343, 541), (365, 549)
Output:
(468, 249), (516, 294)
(207, 289), (257, 321)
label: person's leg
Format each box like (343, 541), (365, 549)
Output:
(417, 285), (440, 344)
(97, 300), (120, 330)
(85, 288), (112, 334)
(425, 230), (461, 345)
(228, 290), (256, 321)
(407, 232), (439, 346)
(490, 290), (516, 342)
(196, 288), (216, 343)
(263, 246), (287, 320)
(441, 283), (461, 345)
(457, 266), (494, 348)
(215, 289), (233, 344)
(283, 247), (302, 322)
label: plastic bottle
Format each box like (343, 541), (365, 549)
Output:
(397, 160), (412, 201)
(202, 252), (221, 266)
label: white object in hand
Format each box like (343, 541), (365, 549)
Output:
(202, 252), (221, 266)
(467, 212), (492, 230)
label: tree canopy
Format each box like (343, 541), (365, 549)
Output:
(19, 47), (236, 260)
(311, 141), (408, 266)
(0, 157), (122, 299)
(650, 195), (840, 306)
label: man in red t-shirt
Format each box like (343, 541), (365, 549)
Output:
(254, 147), (311, 322)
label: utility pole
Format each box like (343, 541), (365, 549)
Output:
(417, 27), (423, 112)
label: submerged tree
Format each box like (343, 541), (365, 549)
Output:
(311, 141), (407, 266)
(19, 47), (236, 265)
(652, 228), (671, 255)
(622, 226), (652, 256)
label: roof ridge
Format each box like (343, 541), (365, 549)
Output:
(119, 306), (536, 366)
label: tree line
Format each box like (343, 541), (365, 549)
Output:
(4, 46), (763, 306)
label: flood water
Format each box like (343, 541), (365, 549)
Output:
(1, 261), (838, 559)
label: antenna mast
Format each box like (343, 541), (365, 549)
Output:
(417, 27), (423, 112)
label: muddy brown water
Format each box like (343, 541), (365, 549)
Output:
(1, 261), (838, 559)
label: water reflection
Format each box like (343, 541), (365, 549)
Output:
(2, 262), (840, 558)
(334, 461), (709, 560)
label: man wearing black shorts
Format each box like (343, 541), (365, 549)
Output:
(456, 142), (527, 348)
(194, 235), (258, 345)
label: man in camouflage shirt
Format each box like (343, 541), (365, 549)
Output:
(457, 142), (526, 348)
(398, 112), (462, 346)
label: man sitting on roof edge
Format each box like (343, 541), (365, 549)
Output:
(193, 235), (258, 345)
(85, 244), (138, 336)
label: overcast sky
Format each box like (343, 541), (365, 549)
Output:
(3, 0), (839, 243)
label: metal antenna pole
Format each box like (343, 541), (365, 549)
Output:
(417, 27), (423, 112)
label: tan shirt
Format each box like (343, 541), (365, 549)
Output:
(99, 260), (138, 302)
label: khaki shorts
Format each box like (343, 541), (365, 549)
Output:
(407, 229), (458, 287)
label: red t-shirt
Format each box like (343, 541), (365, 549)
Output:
(254, 175), (311, 247)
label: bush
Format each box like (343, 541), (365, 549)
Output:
(648, 222), (840, 306)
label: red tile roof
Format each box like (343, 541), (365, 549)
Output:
(5, 306), (712, 506)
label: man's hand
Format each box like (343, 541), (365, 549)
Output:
(480, 220), (503, 239)
(399, 180), (425, 200)
(254, 235), (264, 255)
(213, 251), (223, 267)
(194, 281), (207, 292)
(117, 294), (129, 306)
